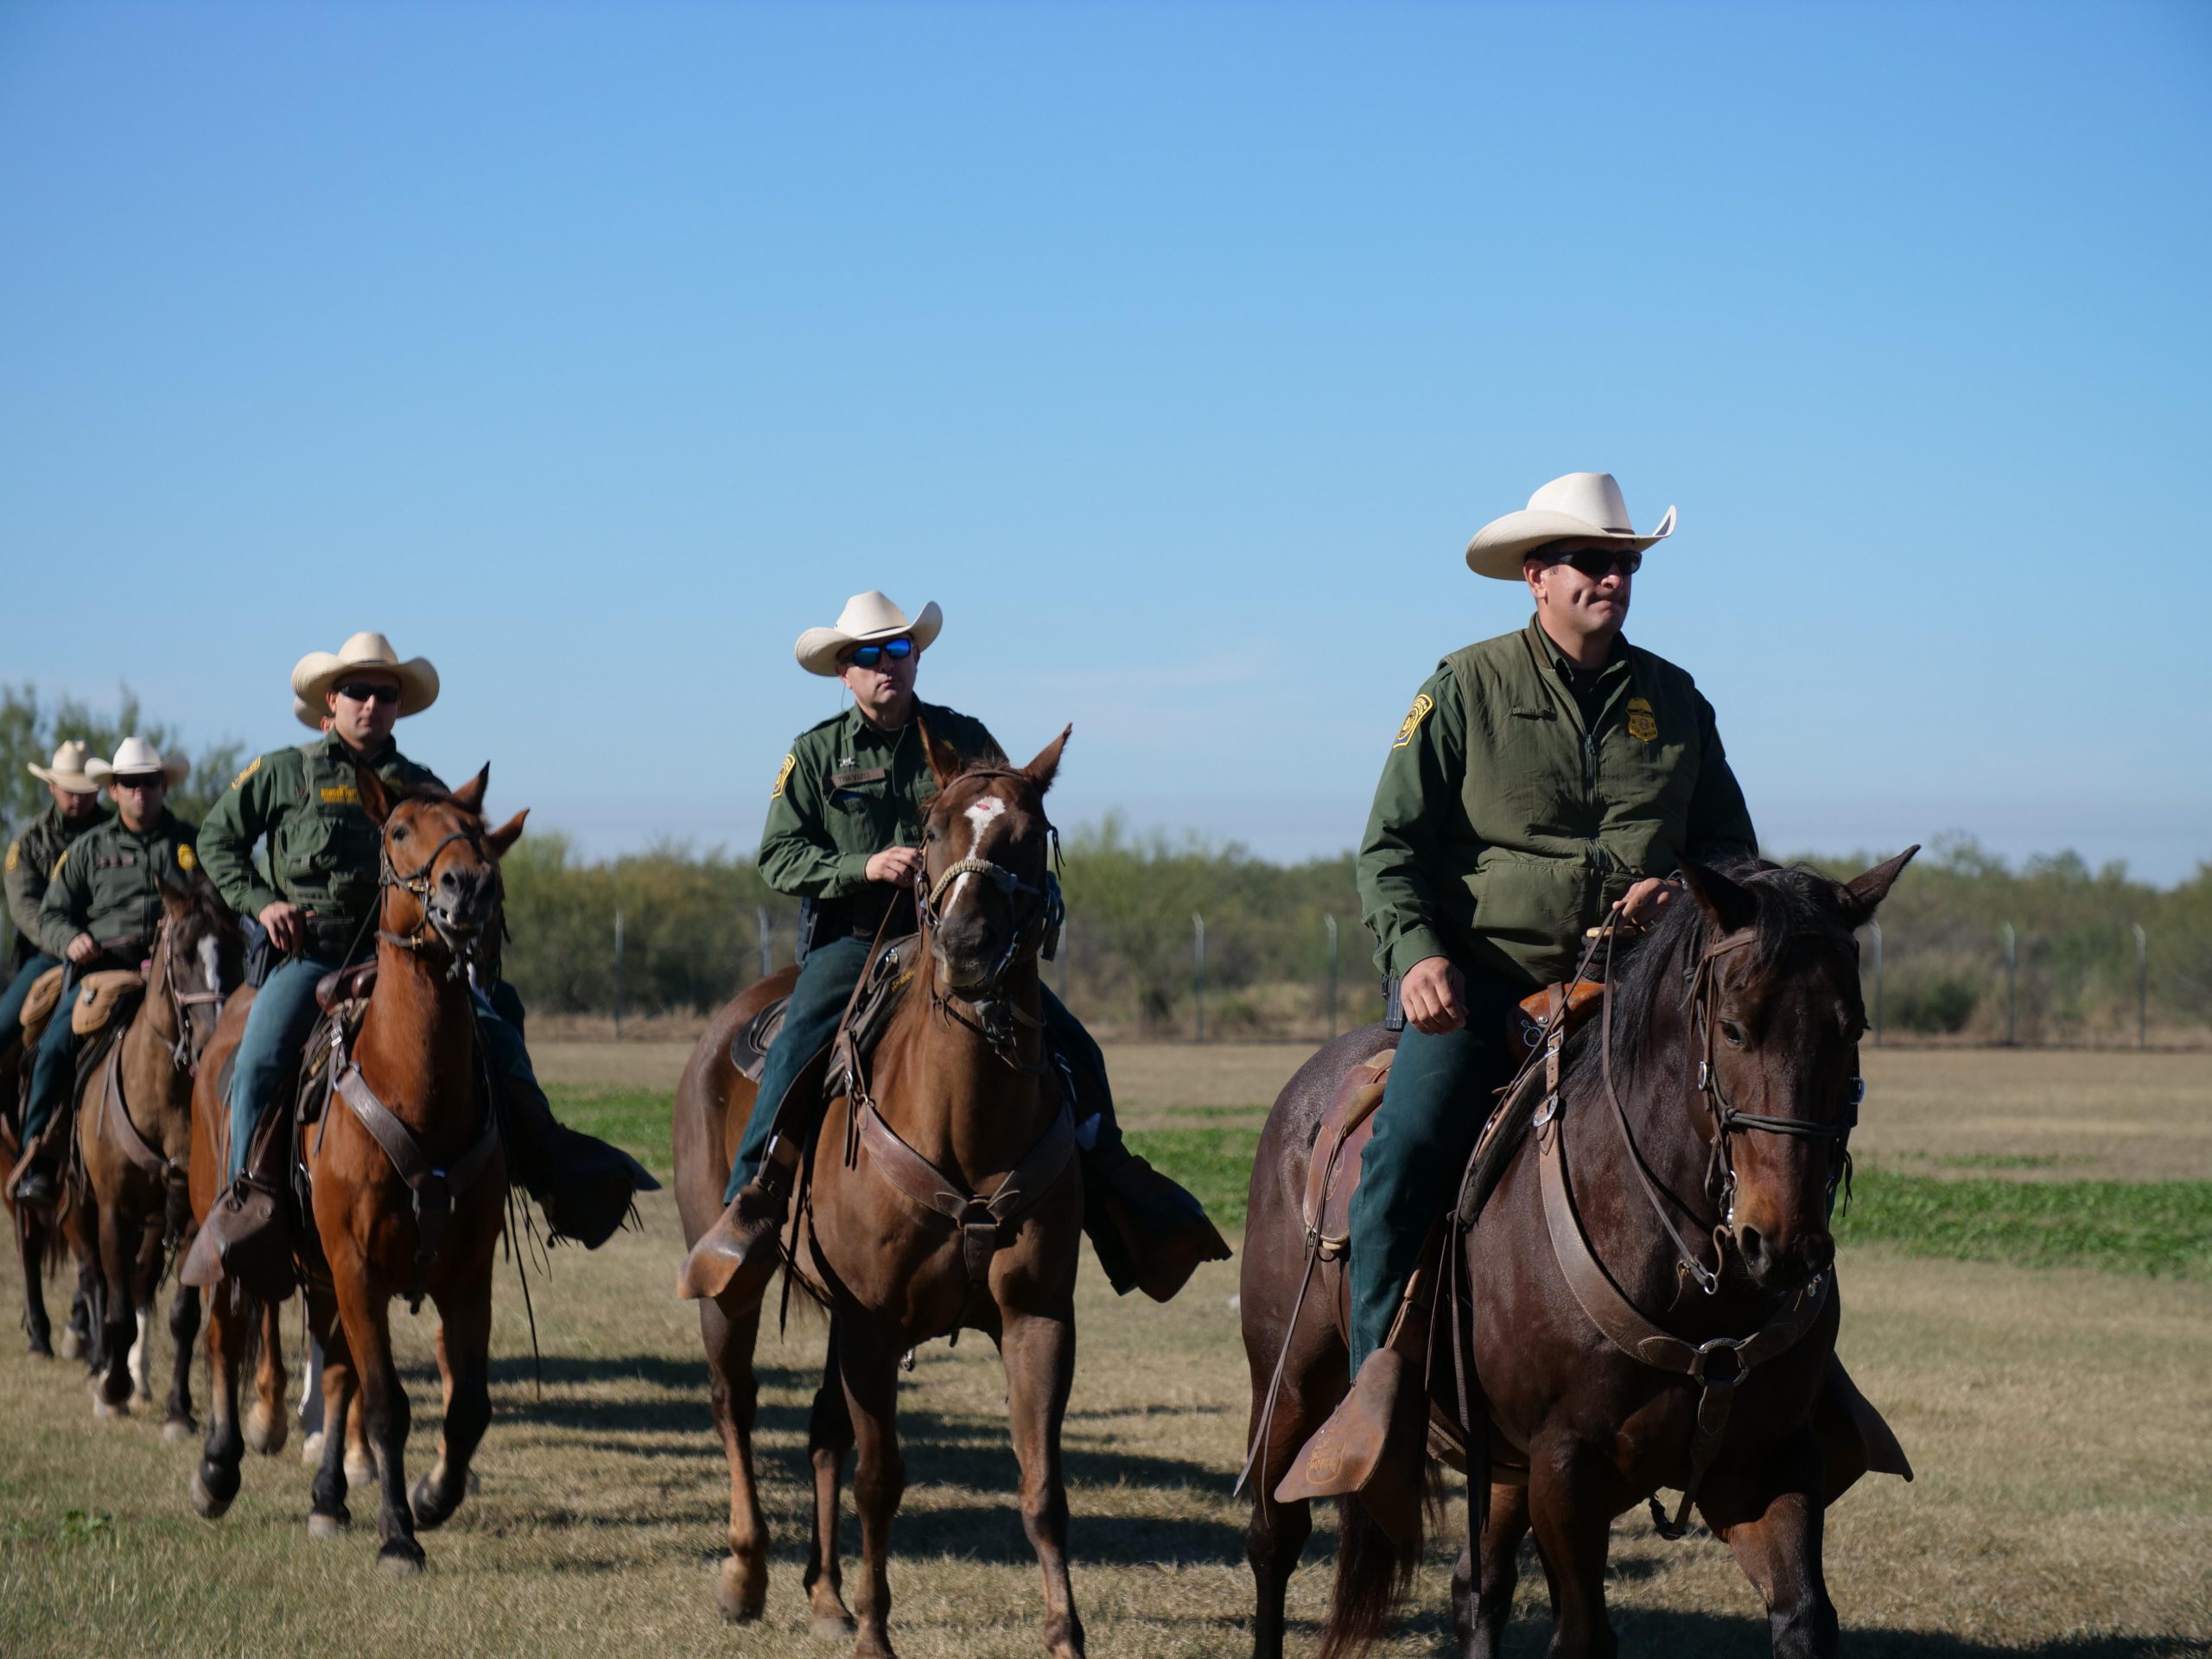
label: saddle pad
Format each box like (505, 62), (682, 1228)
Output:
(1301, 1046), (1396, 1256)
(71, 969), (146, 1037)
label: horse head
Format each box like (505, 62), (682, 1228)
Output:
(153, 870), (245, 1068)
(1672, 847), (1917, 1293)
(357, 763), (528, 967)
(914, 722), (1069, 999)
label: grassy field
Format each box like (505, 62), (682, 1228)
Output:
(0, 1046), (2206, 1658)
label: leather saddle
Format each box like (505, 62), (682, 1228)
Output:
(727, 935), (922, 1100)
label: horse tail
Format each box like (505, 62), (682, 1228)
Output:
(1314, 1491), (1422, 1659)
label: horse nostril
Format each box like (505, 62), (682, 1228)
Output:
(1736, 1224), (1767, 1273)
(1803, 1234), (1836, 1275)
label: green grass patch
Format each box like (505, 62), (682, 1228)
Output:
(1127, 1125), (1262, 1231)
(543, 1084), (674, 1179)
(1916, 1151), (2067, 1171)
(1838, 1168), (2212, 1279)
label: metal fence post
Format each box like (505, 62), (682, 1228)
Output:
(1192, 912), (1206, 1044)
(2001, 922), (2017, 1046)
(2134, 924), (2148, 1050)
(613, 907), (625, 1041)
(1869, 920), (1884, 1047)
(755, 904), (772, 979)
(1324, 912), (1340, 1040)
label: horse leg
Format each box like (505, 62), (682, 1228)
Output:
(1001, 1305), (1085, 1659)
(1524, 1438), (1618, 1659)
(191, 1283), (252, 1518)
(1243, 1367), (1331, 1659)
(345, 1390), (376, 1487)
(308, 1289), (359, 1535)
(837, 1325), (907, 1659)
(18, 1205), (54, 1357)
(130, 1221), (163, 1406)
(697, 1290), (773, 1623)
(805, 1321), (858, 1637)
(410, 1276), (492, 1530)
(91, 1204), (137, 1415)
(1457, 1481), (1531, 1659)
(245, 1294), (289, 1456)
(1699, 1433), (1837, 1659)
(162, 1280), (201, 1440)
(337, 1281), (425, 1573)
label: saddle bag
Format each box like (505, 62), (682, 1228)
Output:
(18, 965), (66, 1046)
(71, 969), (147, 1037)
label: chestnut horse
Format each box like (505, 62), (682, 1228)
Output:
(73, 877), (242, 1429)
(188, 766), (524, 1573)
(674, 727), (1086, 1659)
(1241, 853), (1916, 1659)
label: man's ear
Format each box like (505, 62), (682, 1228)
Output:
(486, 809), (528, 859)
(355, 763), (395, 827)
(919, 718), (964, 789)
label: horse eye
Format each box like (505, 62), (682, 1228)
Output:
(393, 825), (410, 841)
(1719, 1020), (1747, 1048)
(925, 824), (939, 842)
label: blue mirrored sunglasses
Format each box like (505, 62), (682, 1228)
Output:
(847, 636), (914, 669)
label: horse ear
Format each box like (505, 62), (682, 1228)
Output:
(450, 765), (490, 816)
(918, 718), (964, 790)
(1022, 725), (1072, 796)
(355, 763), (395, 827)
(485, 808), (528, 859)
(156, 874), (194, 920)
(1680, 860), (1758, 936)
(1839, 845), (1919, 925)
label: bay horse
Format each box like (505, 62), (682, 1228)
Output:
(73, 875), (243, 1429)
(674, 726), (1085, 1659)
(1241, 853), (1917, 1659)
(3, 1033), (99, 1363)
(187, 764), (524, 1573)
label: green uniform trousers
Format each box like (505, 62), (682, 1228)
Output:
(1346, 964), (1519, 1367)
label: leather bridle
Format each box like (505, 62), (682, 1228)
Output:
(156, 913), (232, 1076)
(378, 821), (498, 980)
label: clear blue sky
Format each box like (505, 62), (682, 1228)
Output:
(3, 2), (2208, 881)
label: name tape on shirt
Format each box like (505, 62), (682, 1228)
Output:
(1392, 694), (1435, 750)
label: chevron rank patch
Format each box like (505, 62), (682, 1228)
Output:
(1392, 694), (1435, 750)
(771, 753), (796, 799)
(231, 754), (264, 791)
(3, 841), (16, 874)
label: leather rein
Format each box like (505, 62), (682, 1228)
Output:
(96, 916), (229, 1202)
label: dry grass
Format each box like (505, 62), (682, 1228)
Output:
(1, 1046), (2204, 1658)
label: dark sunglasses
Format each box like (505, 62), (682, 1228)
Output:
(845, 636), (914, 669)
(335, 682), (401, 705)
(1544, 547), (1642, 579)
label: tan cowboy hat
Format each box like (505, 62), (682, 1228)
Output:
(290, 631), (440, 729)
(26, 741), (99, 793)
(86, 737), (189, 787)
(1464, 472), (1677, 581)
(794, 591), (944, 677)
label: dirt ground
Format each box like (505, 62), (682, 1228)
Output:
(0, 1047), (2204, 1658)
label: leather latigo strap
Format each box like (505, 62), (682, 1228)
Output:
(99, 1041), (176, 1182)
(856, 1100), (1076, 1287)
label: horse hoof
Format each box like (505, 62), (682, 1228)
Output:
(308, 1509), (351, 1538)
(189, 1464), (236, 1520)
(712, 1560), (766, 1624)
(245, 1402), (288, 1458)
(346, 1453), (378, 1487)
(57, 1329), (81, 1362)
(810, 1613), (857, 1640)
(377, 1541), (426, 1576)
(409, 1478), (454, 1531)
(162, 1416), (197, 1444)
(88, 1377), (128, 1419)
(26, 1336), (52, 1360)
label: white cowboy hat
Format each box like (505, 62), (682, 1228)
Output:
(1463, 472), (1677, 581)
(86, 737), (189, 787)
(289, 631), (440, 730)
(26, 741), (100, 793)
(794, 592), (944, 678)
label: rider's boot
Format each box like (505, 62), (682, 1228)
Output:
(180, 1127), (292, 1297)
(9, 1146), (60, 1211)
(1082, 1137), (1232, 1303)
(1274, 1288), (1430, 1549)
(499, 1077), (659, 1249)
(677, 1142), (796, 1304)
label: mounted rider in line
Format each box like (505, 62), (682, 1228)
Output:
(1287, 472), (1759, 1499)
(2, 741), (111, 1065)
(10, 739), (198, 1209)
(185, 632), (654, 1286)
(678, 590), (1230, 1306)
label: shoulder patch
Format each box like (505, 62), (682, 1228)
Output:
(4, 841), (16, 874)
(771, 753), (797, 799)
(177, 844), (198, 872)
(50, 849), (67, 876)
(231, 754), (264, 791)
(1626, 696), (1657, 743)
(1392, 694), (1436, 750)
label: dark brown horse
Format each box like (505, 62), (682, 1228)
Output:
(1241, 853), (1916, 1659)
(3, 1029), (99, 1363)
(73, 878), (242, 1429)
(675, 728), (1087, 1659)
(187, 766), (524, 1573)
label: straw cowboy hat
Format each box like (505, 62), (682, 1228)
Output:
(290, 631), (440, 730)
(1464, 472), (1677, 581)
(86, 737), (189, 787)
(795, 592), (944, 677)
(26, 741), (100, 793)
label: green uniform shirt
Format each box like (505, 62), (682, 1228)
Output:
(36, 809), (200, 960)
(1357, 616), (1757, 990)
(760, 700), (1003, 935)
(197, 732), (444, 950)
(6, 800), (113, 948)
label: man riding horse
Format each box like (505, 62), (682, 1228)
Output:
(679, 590), (1229, 1306)
(10, 739), (198, 1208)
(2, 741), (112, 1060)
(1292, 471), (1759, 1496)
(188, 632), (653, 1281)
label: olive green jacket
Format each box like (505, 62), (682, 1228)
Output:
(1357, 617), (1758, 990)
(36, 810), (200, 961)
(197, 732), (444, 948)
(760, 701), (1003, 935)
(6, 800), (113, 948)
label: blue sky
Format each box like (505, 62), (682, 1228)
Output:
(3, 1), (2208, 881)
